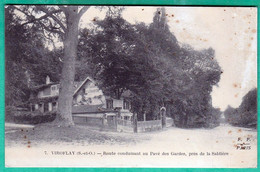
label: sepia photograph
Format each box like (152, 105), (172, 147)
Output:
(4, 5), (257, 168)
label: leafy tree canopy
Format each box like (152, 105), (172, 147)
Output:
(78, 8), (222, 127)
(224, 88), (257, 128)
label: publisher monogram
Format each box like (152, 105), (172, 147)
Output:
(236, 137), (251, 150)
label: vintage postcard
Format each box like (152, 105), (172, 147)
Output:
(5, 5), (257, 168)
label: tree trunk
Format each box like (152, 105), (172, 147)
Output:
(53, 7), (79, 126)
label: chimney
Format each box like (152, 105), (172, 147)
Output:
(46, 75), (51, 84)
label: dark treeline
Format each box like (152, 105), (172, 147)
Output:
(6, 7), (222, 128)
(5, 7), (63, 106)
(224, 88), (257, 128)
(77, 8), (222, 128)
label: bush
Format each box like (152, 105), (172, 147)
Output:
(5, 106), (29, 122)
(224, 88), (257, 128)
(171, 104), (221, 129)
(5, 106), (16, 122)
(13, 110), (56, 124)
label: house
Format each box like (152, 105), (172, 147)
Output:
(29, 76), (133, 128)
(29, 76), (59, 113)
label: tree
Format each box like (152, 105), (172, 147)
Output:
(79, 11), (141, 97)
(5, 7), (62, 106)
(5, 7), (31, 106)
(79, 7), (222, 126)
(224, 88), (257, 128)
(131, 8), (222, 125)
(9, 5), (91, 126)
(175, 47), (222, 127)
(80, 12), (167, 120)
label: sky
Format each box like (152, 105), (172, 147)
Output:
(80, 6), (257, 111)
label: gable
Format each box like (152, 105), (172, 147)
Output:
(73, 78), (106, 106)
(36, 84), (60, 98)
(73, 77), (96, 96)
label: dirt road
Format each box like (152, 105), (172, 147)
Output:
(5, 124), (257, 168)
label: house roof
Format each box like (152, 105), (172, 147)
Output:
(72, 104), (117, 114)
(30, 80), (85, 93)
(30, 82), (59, 91)
(31, 76), (132, 99)
(73, 76), (96, 96)
(73, 81), (83, 92)
(29, 96), (58, 103)
(121, 90), (132, 98)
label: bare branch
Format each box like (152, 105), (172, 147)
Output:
(38, 21), (65, 38)
(58, 6), (69, 14)
(38, 6), (67, 33)
(42, 30), (57, 49)
(77, 6), (91, 20)
(14, 6), (64, 34)
(12, 6), (32, 19)
(20, 13), (49, 26)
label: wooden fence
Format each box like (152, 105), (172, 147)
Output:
(117, 118), (173, 133)
(73, 114), (174, 133)
(137, 120), (162, 132)
(117, 118), (134, 133)
(166, 117), (174, 127)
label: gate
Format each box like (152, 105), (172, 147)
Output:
(117, 118), (134, 133)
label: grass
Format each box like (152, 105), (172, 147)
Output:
(5, 123), (147, 147)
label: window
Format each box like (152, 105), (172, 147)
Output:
(44, 103), (48, 112)
(43, 87), (51, 96)
(106, 99), (113, 109)
(31, 104), (35, 111)
(123, 100), (130, 110)
(51, 85), (57, 91)
(38, 91), (43, 97)
(35, 104), (39, 110)
(38, 103), (43, 112)
(52, 102), (57, 110)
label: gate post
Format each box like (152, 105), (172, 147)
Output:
(116, 109), (120, 132)
(160, 107), (166, 128)
(133, 113), (137, 133)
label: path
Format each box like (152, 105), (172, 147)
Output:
(5, 122), (34, 134)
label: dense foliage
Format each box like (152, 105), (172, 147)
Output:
(78, 8), (222, 128)
(224, 88), (257, 128)
(6, 7), (222, 128)
(5, 7), (62, 106)
(6, 107), (56, 124)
